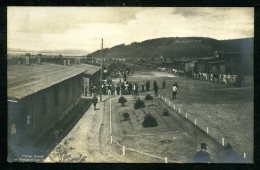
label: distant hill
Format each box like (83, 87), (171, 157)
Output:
(87, 37), (253, 59)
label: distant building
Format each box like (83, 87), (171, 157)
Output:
(172, 58), (197, 73)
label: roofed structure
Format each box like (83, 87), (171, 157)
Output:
(71, 63), (101, 75)
(8, 63), (86, 100)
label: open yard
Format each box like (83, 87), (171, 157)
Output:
(116, 67), (253, 162)
(45, 68), (253, 163)
(107, 95), (247, 163)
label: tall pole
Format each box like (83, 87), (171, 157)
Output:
(100, 38), (103, 101)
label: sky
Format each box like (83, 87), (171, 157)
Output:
(8, 7), (254, 53)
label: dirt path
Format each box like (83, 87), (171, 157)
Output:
(45, 96), (118, 162)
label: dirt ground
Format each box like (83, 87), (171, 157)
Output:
(108, 96), (247, 163)
(45, 67), (253, 163)
(118, 67), (253, 162)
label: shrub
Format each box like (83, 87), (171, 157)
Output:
(122, 112), (130, 121)
(145, 94), (154, 105)
(118, 96), (127, 106)
(134, 100), (145, 109)
(142, 113), (158, 128)
(145, 94), (153, 101)
(163, 109), (169, 116)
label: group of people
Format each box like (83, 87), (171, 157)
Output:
(91, 77), (179, 110)
(192, 72), (245, 87)
(89, 78), (179, 98)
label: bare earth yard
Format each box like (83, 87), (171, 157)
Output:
(45, 69), (253, 163)
(125, 70), (253, 162)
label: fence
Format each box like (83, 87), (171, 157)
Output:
(108, 96), (182, 163)
(158, 94), (248, 161)
(109, 136), (182, 163)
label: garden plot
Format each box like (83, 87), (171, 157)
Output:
(108, 96), (244, 163)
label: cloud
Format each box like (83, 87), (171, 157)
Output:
(8, 7), (254, 52)
(8, 7), (140, 34)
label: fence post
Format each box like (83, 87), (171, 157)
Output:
(244, 152), (246, 158)
(173, 104), (175, 110)
(222, 138), (225, 146)
(110, 136), (113, 144)
(110, 99), (112, 134)
(194, 119), (197, 125)
(178, 108), (181, 114)
(185, 112), (187, 118)
(206, 127), (209, 134)
(165, 98), (167, 102)
(165, 157), (168, 163)
(122, 145), (125, 156)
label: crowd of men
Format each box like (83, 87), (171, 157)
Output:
(90, 79), (163, 96)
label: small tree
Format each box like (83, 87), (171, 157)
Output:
(122, 112), (130, 121)
(145, 94), (154, 106)
(118, 96), (127, 106)
(142, 113), (158, 127)
(163, 109), (169, 116)
(134, 100), (145, 109)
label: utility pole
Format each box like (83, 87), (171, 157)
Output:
(100, 38), (103, 102)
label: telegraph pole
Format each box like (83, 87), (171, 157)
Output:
(100, 38), (103, 101)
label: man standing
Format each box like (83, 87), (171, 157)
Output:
(162, 79), (166, 89)
(134, 83), (139, 95)
(92, 95), (98, 110)
(154, 80), (158, 96)
(193, 143), (211, 163)
(147, 80), (150, 91)
(141, 81), (145, 92)
(172, 82), (178, 99)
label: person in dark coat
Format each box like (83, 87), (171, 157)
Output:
(193, 143), (211, 163)
(116, 84), (120, 95)
(154, 80), (158, 96)
(92, 95), (98, 110)
(134, 83), (139, 95)
(141, 81), (145, 92)
(128, 82), (133, 95)
(147, 80), (150, 91)
(162, 79), (166, 89)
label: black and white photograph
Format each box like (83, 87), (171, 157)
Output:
(7, 7), (254, 163)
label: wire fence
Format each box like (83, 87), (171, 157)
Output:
(157, 93), (248, 161)
(108, 94), (249, 163)
(108, 96), (182, 163)
(109, 136), (182, 163)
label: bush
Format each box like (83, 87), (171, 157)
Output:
(145, 94), (154, 105)
(122, 112), (130, 121)
(145, 94), (153, 101)
(142, 113), (158, 127)
(134, 100), (145, 109)
(163, 109), (169, 116)
(118, 96), (127, 106)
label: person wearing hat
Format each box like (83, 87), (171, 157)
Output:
(172, 82), (178, 99)
(193, 143), (211, 163)
(92, 95), (98, 110)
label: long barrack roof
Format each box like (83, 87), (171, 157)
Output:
(8, 63), (86, 100)
(71, 63), (101, 75)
